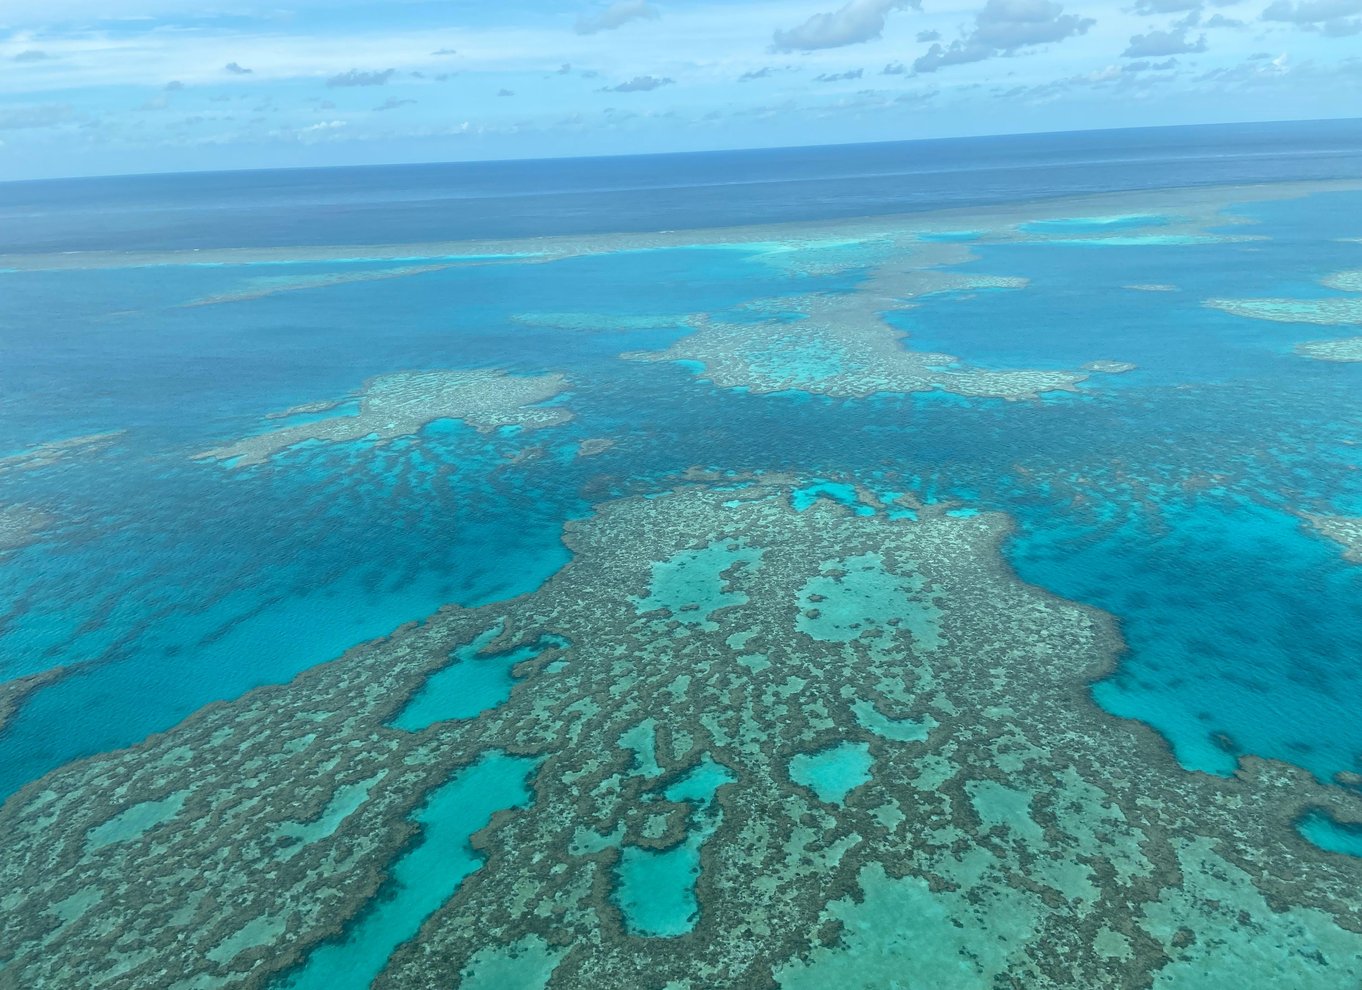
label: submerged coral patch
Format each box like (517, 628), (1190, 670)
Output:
(1302, 513), (1362, 563)
(0, 504), (54, 553)
(1206, 297), (1362, 327)
(1296, 337), (1362, 362)
(625, 288), (1101, 401)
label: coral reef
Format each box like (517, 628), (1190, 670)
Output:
(512, 312), (691, 333)
(1206, 297), (1362, 327)
(0, 504), (52, 553)
(1209, 266), (1362, 360)
(2, 478), (1359, 989)
(0, 432), (123, 477)
(1296, 337), (1362, 362)
(622, 260), (1108, 400)
(1303, 513), (1362, 563)
(196, 370), (572, 468)
(2, 179), (1352, 275)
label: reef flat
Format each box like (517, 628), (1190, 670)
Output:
(2, 478), (1359, 989)
(1323, 270), (1362, 293)
(512, 312), (692, 333)
(1296, 338), (1362, 362)
(623, 246), (1127, 399)
(196, 369), (572, 468)
(576, 438), (616, 458)
(1206, 297), (1362, 327)
(1303, 513), (1362, 563)
(0, 504), (52, 553)
(1207, 264), (1362, 362)
(0, 432), (123, 477)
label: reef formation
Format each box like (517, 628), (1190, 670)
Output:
(2, 477), (1359, 989)
(1296, 338), (1362, 362)
(0, 432), (123, 477)
(0, 504), (51, 554)
(196, 369), (573, 468)
(1303, 513), (1362, 563)
(1, 179), (1347, 275)
(1206, 264), (1362, 364)
(623, 245), (1131, 400)
(1206, 297), (1362, 327)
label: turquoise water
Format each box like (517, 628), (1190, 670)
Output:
(5, 192), (1362, 799)
(1297, 810), (1362, 857)
(390, 627), (568, 731)
(791, 480), (876, 516)
(614, 757), (735, 937)
(0, 248), (807, 797)
(615, 844), (704, 938)
(789, 742), (874, 805)
(1019, 214), (1171, 233)
(5, 133), (1362, 986)
(271, 751), (537, 990)
(852, 700), (934, 742)
(632, 541), (763, 630)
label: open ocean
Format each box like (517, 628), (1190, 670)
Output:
(3, 119), (1362, 988)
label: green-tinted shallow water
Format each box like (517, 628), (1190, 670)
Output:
(272, 752), (537, 990)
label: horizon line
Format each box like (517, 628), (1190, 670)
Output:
(4, 114), (1360, 189)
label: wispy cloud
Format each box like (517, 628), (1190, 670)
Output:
(1123, 27), (1208, 56)
(327, 68), (396, 87)
(914, 0), (1095, 73)
(576, 0), (660, 35)
(0, 103), (76, 130)
(814, 68), (865, 81)
(772, 0), (918, 52)
(1261, 0), (1362, 35)
(601, 74), (674, 91)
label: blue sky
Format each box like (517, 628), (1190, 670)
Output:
(0, 0), (1359, 179)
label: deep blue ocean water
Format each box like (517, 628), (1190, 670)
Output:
(3, 118), (1362, 809)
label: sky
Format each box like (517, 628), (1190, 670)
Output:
(0, 0), (1359, 179)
